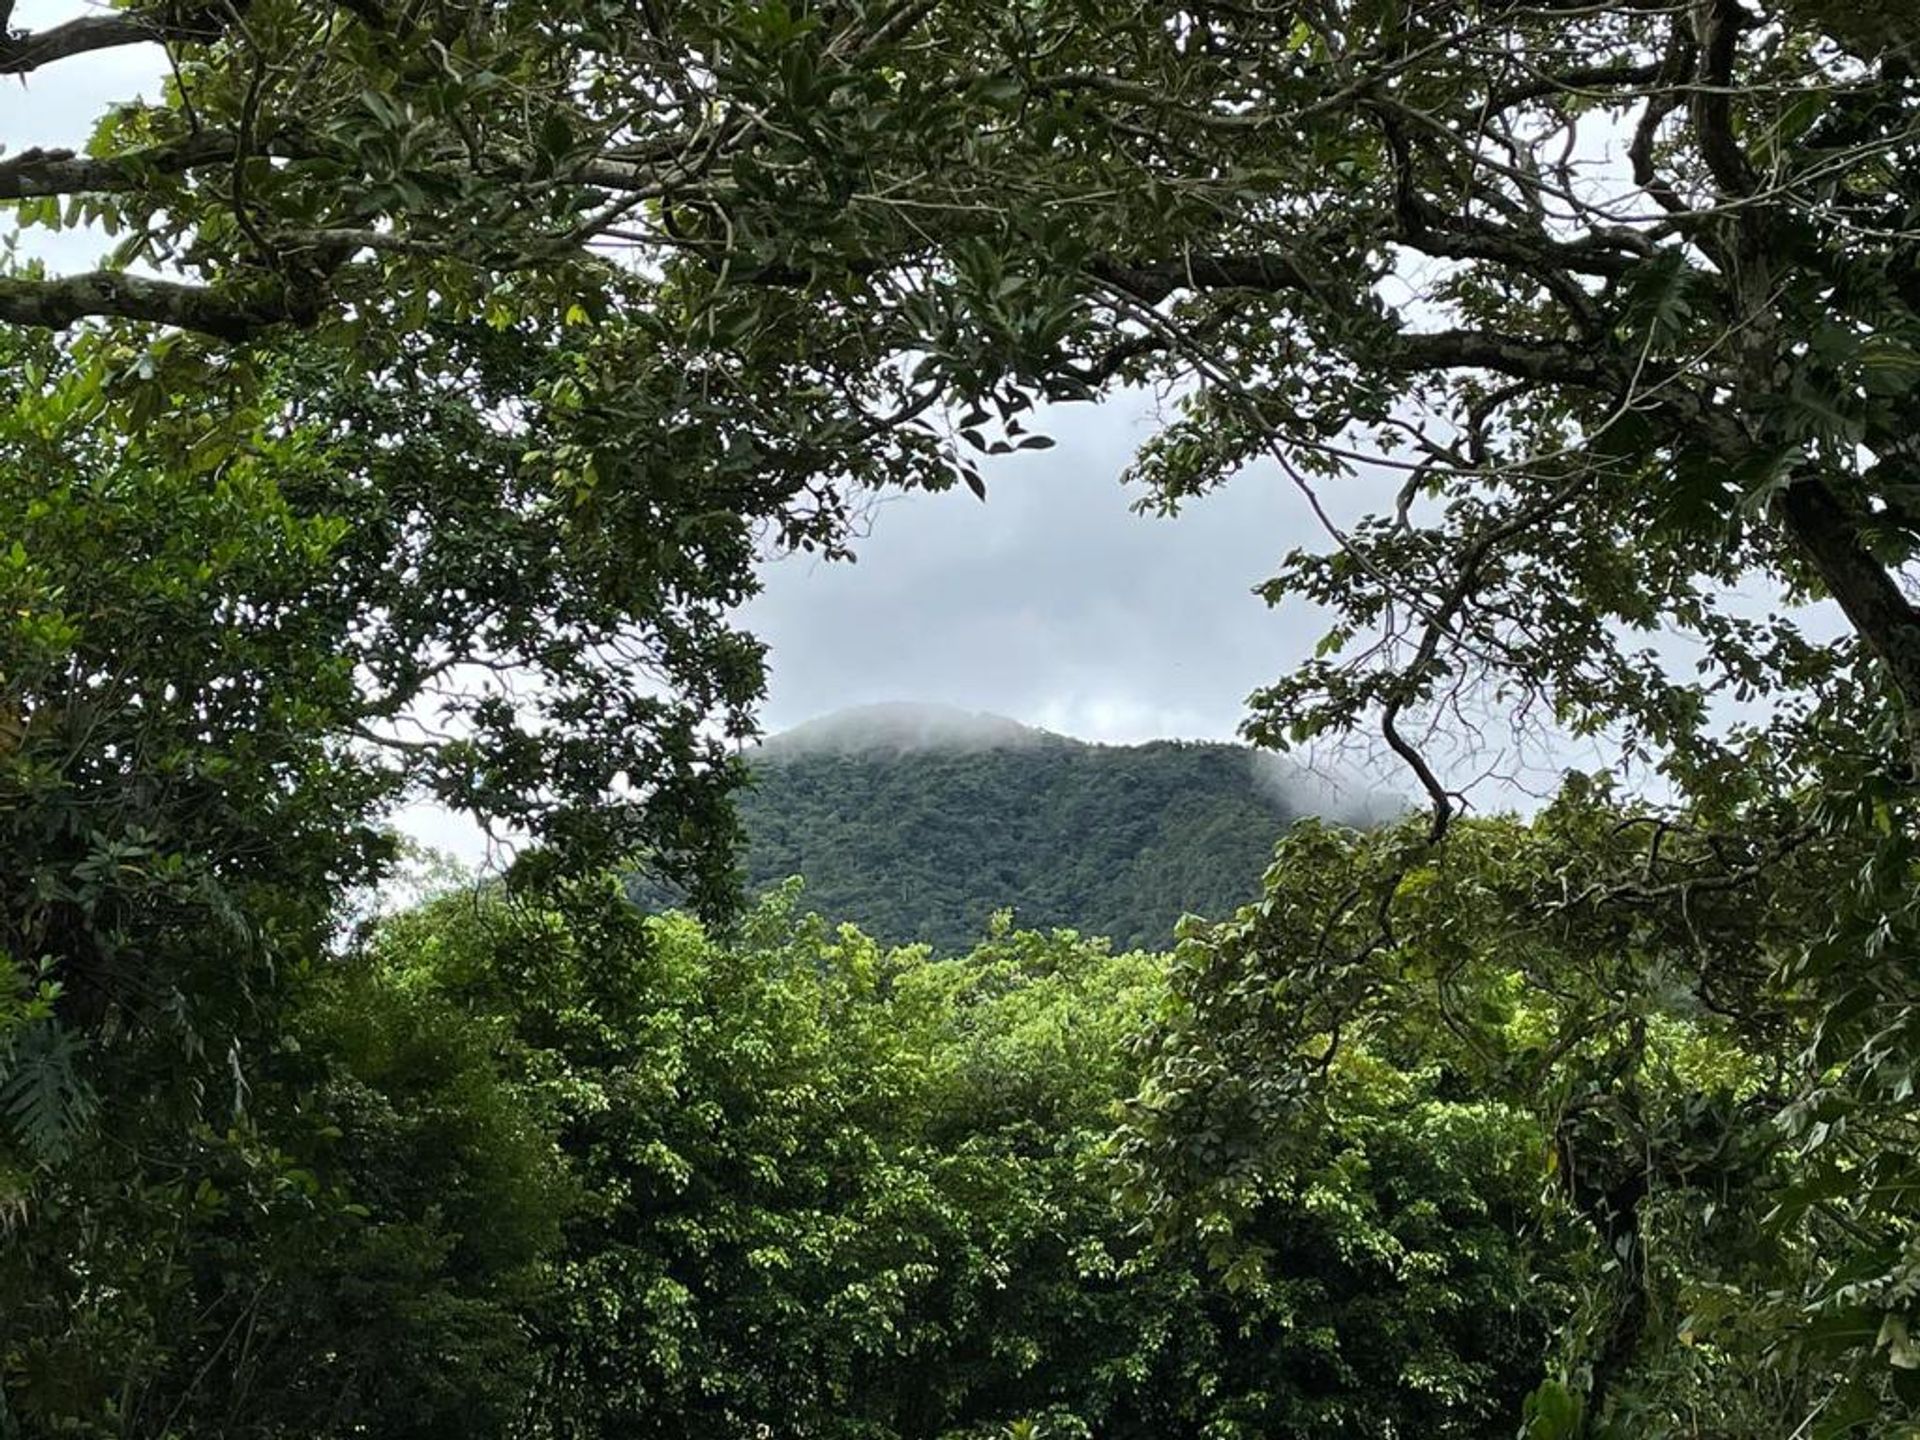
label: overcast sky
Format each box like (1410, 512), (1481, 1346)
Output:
(745, 412), (1350, 745)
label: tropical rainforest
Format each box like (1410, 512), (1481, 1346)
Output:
(642, 706), (1323, 952)
(3, 1), (1919, 1437)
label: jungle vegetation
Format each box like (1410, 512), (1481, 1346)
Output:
(642, 722), (1311, 953)
(3, 0), (1920, 1435)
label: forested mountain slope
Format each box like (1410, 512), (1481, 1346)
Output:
(708, 704), (1331, 950)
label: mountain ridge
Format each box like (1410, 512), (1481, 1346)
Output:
(684, 704), (1397, 952)
(756, 701), (1062, 757)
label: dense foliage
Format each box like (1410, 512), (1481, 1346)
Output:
(0, 305), (783, 1427)
(6, 877), (1578, 1437)
(1124, 803), (1832, 1436)
(4, 0), (1920, 1434)
(674, 732), (1308, 953)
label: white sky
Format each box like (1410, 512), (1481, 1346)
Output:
(745, 405), (1349, 744)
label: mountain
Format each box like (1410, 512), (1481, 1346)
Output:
(761, 701), (1053, 756)
(693, 703), (1387, 953)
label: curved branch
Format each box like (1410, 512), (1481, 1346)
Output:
(1691, 0), (1758, 197)
(1388, 329), (1621, 388)
(1628, 20), (1698, 217)
(1776, 476), (1920, 737)
(0, 1), (237, 76)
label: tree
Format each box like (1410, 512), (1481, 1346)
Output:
(1120, 793), (1920, 1436)
(0, 11), (1032, 1424)
(0, 0), (1094, 1067)
(0, 0), (1009, 506)
(1, 868), (571, 1439)
(0, 0), (984, 1199)
(15, 1), (1920, 805)
(0, 305), (850, 1427)
(11, 3), (1920, 1429)
(285, 878), (1570, 1440)
(836, 7), (1920, 1429)
(0, 0), (901, 337)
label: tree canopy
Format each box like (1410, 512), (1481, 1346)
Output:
(3, 878), (1582, 1438)
(664, 733), (1310, 953)
(12, 0), (1919, 812)
(6, 0), (1920, 1435)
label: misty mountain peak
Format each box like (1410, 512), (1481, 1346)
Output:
(761, 702), (1062, 757)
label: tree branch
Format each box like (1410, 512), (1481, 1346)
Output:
(1087, 253), (1316, 304)
(1776, 475), (1920, 731)
(1628, 21), (1698, 216)
(1387, 329), (1621, 388)
(1691, 0), (1758, 197)
(1485, 60), (1665, 110)
(0, 136), (237, 199)
(0, 270), (297, 340)
(0, 2), (237, 75)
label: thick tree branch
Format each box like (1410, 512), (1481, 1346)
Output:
(1691, 0), (1758, 197)
(1409, 207), (1645, 281)
(0, 136), (237, 199)
(0, 2), (236, 75)
(1628, 21), (1698, 216)
(0, 270), (297, 340)
(1387, 329), (1621, 388)
(1775, 475), (1920, 728)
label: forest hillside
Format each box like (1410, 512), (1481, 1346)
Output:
(679, 704), (1383, 949)
(9, 3), (1920, 1435)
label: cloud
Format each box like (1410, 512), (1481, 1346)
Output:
(757, 701), (1054, 756)
(745, 393), (1371, 748)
